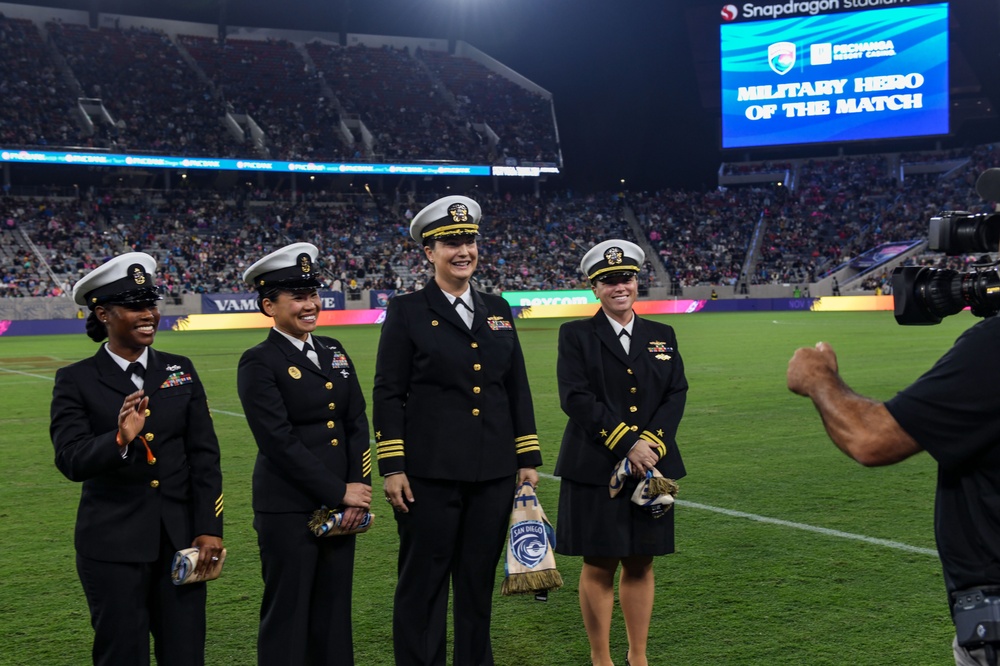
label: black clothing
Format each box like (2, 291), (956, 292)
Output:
(554, 312), (687, 557)
(373, 280), (542, 665)
(886, 316), (1000, 595)
(51, 346), (223, 665)
(237, 329), (371, 665)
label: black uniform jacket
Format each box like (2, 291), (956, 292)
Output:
(554, 312), (687, 486)
(237, 329), (371, 513)
(372, 280), (542, 481)
(51, 346), (224, 562)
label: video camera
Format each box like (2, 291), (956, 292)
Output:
(892, 169), (1000, 325)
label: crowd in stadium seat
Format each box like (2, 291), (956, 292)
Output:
(46, 22), (243, 157)
(0, 189), (643, 298)
(0, 18), (85, 148)
(305, 42), (489, 164)
(418, 49), (559, 165)
(0, 14), (559, 168)
(5, 140), (1000, 299)
(4, 141), (1000, 300)
(633, 187), (759, 289)
(3, 13), (1000, 301)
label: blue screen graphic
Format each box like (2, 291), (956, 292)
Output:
(720, 3), (949, 149)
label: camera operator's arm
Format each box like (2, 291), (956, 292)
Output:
(787, 341), (922, 466)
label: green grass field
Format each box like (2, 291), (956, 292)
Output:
(0, 310), (977, 665)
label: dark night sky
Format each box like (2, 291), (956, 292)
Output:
(11, 0), (1000, 192)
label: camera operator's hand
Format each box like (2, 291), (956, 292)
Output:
(787, 341), (921, 467)
(787, 341), (839, 397)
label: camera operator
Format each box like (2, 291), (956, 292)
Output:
(787, 323), (1000, 666)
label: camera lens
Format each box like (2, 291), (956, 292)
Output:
(929, 213), (1000, 254)
(893, 265), (1000, 325)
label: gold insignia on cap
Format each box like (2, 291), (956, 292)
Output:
(448, 203), (469, 223)
(299, 253), (311, 274)
(132, 266), (146, 285)
(605, 247), (624, 266)
(288, 366), (302, 379)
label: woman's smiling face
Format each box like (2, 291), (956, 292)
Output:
(264, 289), (322, 340)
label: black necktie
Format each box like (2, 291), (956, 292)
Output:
(126, 362), (145, 378)
(302, 341), (320, 368)
(454, 297), (474, 328)
(618, 328), (630, 353)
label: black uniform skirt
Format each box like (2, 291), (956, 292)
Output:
(555, 477), (675, 558)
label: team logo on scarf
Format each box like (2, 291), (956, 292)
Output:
(510, 520), (548, 569)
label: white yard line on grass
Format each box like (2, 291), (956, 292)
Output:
(0, 366), (56, 381)
(6, 365), (939, 558)
(536, 472), (938, 557)
(161, 408), (944, 559)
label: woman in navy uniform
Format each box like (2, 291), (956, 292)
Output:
(373, 195), (543, 666)
(50, 252), (224, 666)
(554, 240), (688, 666)
(237, 242), (372, 666)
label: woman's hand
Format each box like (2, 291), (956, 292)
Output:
(340, 506), (368, 531)
(343, 482), (372, 509)
(384, 473), (414, 513)
(191, 534), (224, 578)
(117, 390), (148, 445)
(626, 439), (660, 476)
(517, 467), (539, 488)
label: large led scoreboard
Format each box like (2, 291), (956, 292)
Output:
(719, 0), (949, 149)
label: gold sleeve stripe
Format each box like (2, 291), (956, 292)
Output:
(605, 423), (630, 451)
(641, 430), (668, 459)
(378, 450), (405, 459)
(515, 439), (541, 453)
(362, 448), (372, 475)
(641, 430), (665, 448)
(377, 439), (405, 460)
(515, 434), (539, 453)
(214, 494), (224, 517)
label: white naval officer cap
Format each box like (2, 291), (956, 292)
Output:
(243, 242), (322, 293)
(580, 239), (645, 283)
(409, 195), (482, 244)
(72, 252), (160, 309)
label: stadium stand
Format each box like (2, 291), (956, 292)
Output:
(1, 6), (998, 311)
